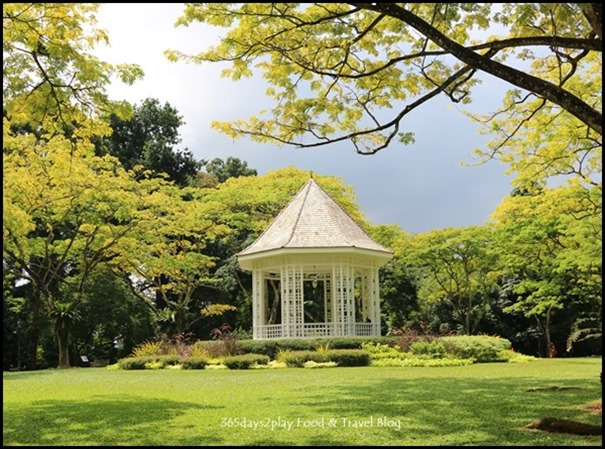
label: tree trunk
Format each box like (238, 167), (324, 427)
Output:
(26, 295), (40, 370)
(465, 295), (472, 335)
(535, 309), (554, 358)
(545, 306), (555, 358)
(267, 280), (280, 324)
(55, 317), (71, 369)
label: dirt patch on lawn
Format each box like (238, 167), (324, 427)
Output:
(580, 400), (602, 415)
(524, 417), (602, 435)
(525, 386), (582, 392)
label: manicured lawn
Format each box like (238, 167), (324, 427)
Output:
(3, 358), (602, 446)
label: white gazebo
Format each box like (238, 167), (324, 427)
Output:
(237, 178), (393, 340)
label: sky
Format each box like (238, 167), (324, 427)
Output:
(94, 3), (515, 235)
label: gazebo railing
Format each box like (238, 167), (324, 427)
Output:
(254, 322), (379, 339)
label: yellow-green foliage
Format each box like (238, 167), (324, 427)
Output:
(275, 349), (291, 363)
(168, 3), (600, 174)
(201, 304), (238, 317)
(500, 350), (538, 363)
(371, 358), (474, 367)
(315, 342), (331, 354)
(304, 361), (338, 369)
(144, 361), (164, 370)
(189, 344), (210, 359)
(439, 335), (512, 362)
(362, 342), (405, 359)
(131, 340), (164, 357)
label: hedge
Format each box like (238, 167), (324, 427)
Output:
(223, 353), (270, 370)
(182, 357), (208, 370)
(280, 349), (371, 367)
(118, 355), (184, 370)
(237, 336), (398, 359)
(439, 335), (512, 363)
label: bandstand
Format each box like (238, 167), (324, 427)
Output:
(237, 178), (393, 340)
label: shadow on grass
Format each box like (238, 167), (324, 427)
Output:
(247, 437), (347, 447)
(2, 370), (63, 381)
(297, 375), (602, 446)
(3, 395), (224, 446)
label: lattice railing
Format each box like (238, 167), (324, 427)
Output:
(254, 322), (379, 340)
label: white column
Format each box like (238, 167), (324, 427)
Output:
(252, 269), (263, 339)
(370, 265), (381, 336)
(324, 276), (332, 324)
(332, 259), (354, 336)
(360, 269), (370, 323)
(281, 261), (303, 337)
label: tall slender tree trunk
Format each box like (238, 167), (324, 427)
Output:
(26, 295), (40, 370)
(55, 317), (71, 369)
(545, 306), (555, 357)
(465, 295), (472, 335)
(535, 307), (554, 358)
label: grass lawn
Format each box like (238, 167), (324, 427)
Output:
(3, 357), (602, 446)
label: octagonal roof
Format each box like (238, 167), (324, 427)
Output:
(237, 178), (393, 264)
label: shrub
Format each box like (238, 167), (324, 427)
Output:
(159, 332), (197, 357)
(362, 342), (405, 360)
(166, 364), (183, 370)
(281, 351), (329, 367)
(275, 339), (317, 352)
(323, 336), (398, 349)
(155, 355), (184, 366)
(280, 349), (370, 368)
(235, 336), (399, 358)
(131, 341), (163, 357)
(223, 353), (270, 370)
(193, 340), (225, 358)
(320, 337), (365, 349)
(315, 342), (331, 353)
(206, 364), (228, 370)
(439, 335), (512, 363)
(371, 357), (474, 367)
(189, 344), (210, 359)
(304, 361), (338, 369)
(211, 323), (241, 356)
(144, 360), (164, 370)
(389, 324), (433, 351)
(238, 340), (279, 358)
(118, 356), (149, 370)
(252, 360), (287, 369)
(117, 355), (183, 370)
(409, 341), (447, 359)
(499, 349), (537, 363)
(182, 357), (208, 370)
(326, 349), (371, 367)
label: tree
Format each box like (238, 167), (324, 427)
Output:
(96, 98), (202, 187)
(69, 266), (156, 363)
(402, 225), (500, 335)
(491, 183), (602, 355)
(3, 3), (143, 151)
(167, 4), (601, 186)
(109, 184), (233, 335)
(3, 145), (167, 368)
(4, 3), (148, 368)
(370, 224), (419, 333)
(204, 156), (258, 183)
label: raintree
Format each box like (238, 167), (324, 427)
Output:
(167, 3), (601, 188)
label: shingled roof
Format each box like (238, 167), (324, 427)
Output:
(237, 178), (393, 257)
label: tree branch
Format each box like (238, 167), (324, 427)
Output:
(349, 3), (602, 135)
